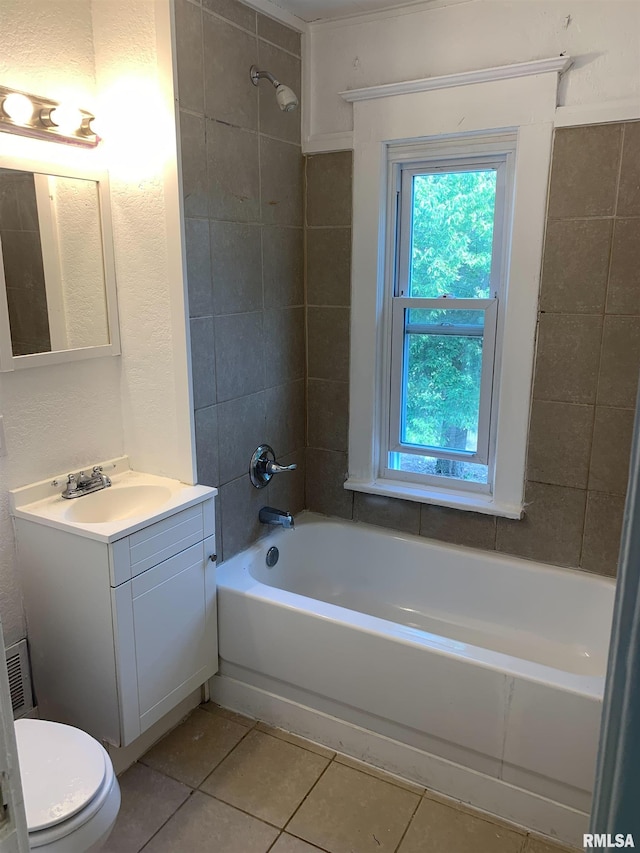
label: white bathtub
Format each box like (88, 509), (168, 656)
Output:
(212, 512), (615, 845)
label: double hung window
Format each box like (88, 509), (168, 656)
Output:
(384, 139), (515, 496)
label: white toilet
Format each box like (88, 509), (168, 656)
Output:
(14, 718), (120, 852)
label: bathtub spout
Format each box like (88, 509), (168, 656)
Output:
(259, 506), (295, 529)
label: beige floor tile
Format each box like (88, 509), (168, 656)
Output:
(287, 761), (420, 853)
(102, 763), (190, 853)
(201, 701), (256, 728)
(525, 835), (581, 853)
(334, 753), (425, 795)
(140, 708), (248, 787)
(271, 834), (327, 853)
(256, 721), (336, 758)
(201, 728), (330, 827)
(398, 796), (526, 853)
(143, 791), (279, 853)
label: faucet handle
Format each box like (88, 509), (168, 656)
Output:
(250, 444), (297, 488)
(265, 461), (297, 475)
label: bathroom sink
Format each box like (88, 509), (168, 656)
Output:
(63, 484), (173, 524)
(9, 456), (217, 543)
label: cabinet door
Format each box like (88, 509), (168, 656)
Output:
(130, 537), (217, 734)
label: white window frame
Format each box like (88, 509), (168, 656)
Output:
(344, 69), (560, 518)
(384, 140), (515, 496)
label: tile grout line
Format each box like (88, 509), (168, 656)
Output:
(419, 786), (533, 840)
(280, 753), (337, 838)
(140, 711), (258, 789)
(579, 123), (627, 568)
(390, 788), (423, 853)
(136, 788), (197, 853)
(133, 706), (578, 853)
(253, 723), (336, 760)
(186, 0), (303, 60)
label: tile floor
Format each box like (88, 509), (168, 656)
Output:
(104, 703), (581, 853)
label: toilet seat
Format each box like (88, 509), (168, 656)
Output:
(26, 762), (118, 850)
(14, 718), (116, 845)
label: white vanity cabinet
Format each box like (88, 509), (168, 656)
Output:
(13, 490), (218, 748)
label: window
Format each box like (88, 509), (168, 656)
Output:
(344, 67), (559, 518)
(384, 142), (514, 498)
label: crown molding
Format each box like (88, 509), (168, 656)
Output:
(339, 56), (572, 103)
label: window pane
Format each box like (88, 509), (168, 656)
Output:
(402, 332), (483, 453)
(390, 452), (489, 485)
(408, 170), (497, 299)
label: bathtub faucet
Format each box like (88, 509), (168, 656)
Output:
(259, 506), (295, 529)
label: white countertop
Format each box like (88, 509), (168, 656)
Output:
(10, 457), (217, 543)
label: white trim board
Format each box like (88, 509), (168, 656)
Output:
(211, 673), (589, 848)
(339, 57), (572, 102)
(302, 98), (640, 153)
(302, 130), (355, 153)
(555, 97), (640, 128)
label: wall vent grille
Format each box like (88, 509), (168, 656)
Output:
(5, 640), (33, 719)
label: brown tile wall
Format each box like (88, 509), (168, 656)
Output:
(175, 0), (305, 560)
(304, 122), (640, 577)
(304, 153), (354, 520)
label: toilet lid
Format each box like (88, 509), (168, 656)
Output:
(14, 719), (107, 832)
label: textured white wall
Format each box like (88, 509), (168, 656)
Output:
(91, 0), (195, 485)
(0, 0), (193, 646)
(306, 0), (640, 141)
(0, 0), (123, 646)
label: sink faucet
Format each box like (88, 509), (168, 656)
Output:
(258, 506), (294, 529)
(61, 466), (112, 500)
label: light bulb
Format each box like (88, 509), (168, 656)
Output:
(2, 93), (34, 124)
(49, 104), (83, 134)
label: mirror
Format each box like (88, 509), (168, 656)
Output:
(0, 159), (119, 371)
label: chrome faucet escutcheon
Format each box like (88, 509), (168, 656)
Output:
(250, 444), (297, 489)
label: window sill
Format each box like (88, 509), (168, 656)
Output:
(344, 477), (523, 519)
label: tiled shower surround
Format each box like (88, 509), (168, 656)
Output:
(175, 0), (639, 576)
(175, 0), (305, 561)
(304, 122), (640, 578)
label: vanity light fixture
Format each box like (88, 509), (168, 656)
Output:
(0, 85), (98, 147)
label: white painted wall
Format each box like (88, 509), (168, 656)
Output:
(0, 0), (116, 646)
(305, 0), (640, 147)
(0, 0), (193, 646)
(91, 0), (195, 485)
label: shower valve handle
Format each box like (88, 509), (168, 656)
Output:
(265, 460), (297, 474)
(250, 444), (297, 488)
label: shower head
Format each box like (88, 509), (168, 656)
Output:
(250, 65), (299, 112)
(275, 83), (299, 112)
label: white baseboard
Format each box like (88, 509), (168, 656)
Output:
(211, 673), (589, 849)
